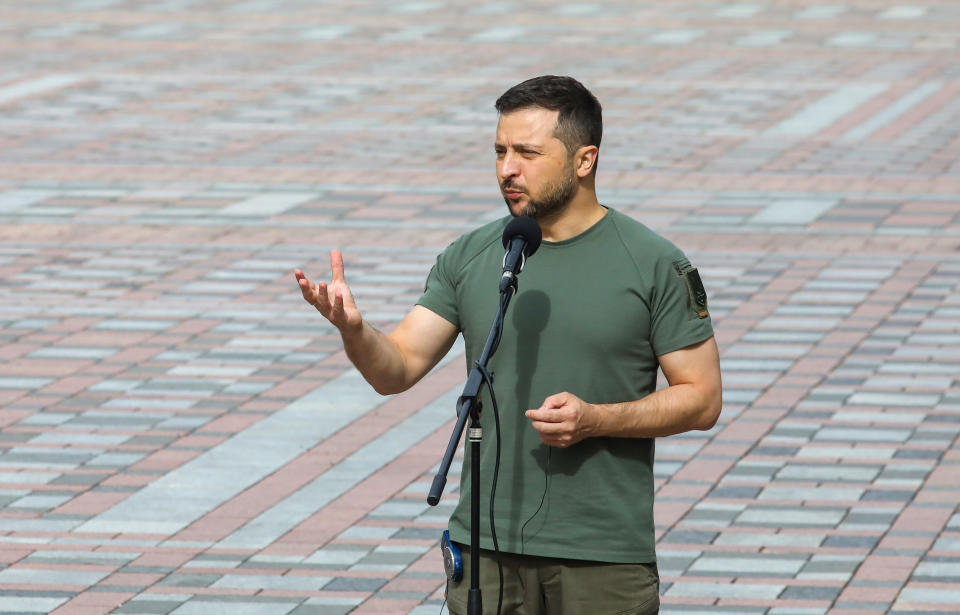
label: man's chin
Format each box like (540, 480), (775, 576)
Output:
(505, 198), (535, 219)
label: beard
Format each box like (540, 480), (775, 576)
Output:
(502, 162), (577, 220)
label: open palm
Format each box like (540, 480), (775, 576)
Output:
(294, 250), (362, 333)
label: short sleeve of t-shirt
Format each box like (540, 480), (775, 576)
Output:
(417, 250), (460, 329)
(649, 250), (714, 357)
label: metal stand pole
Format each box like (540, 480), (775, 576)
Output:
(428, 278), (518, 615)
(467, 421), (483, 614)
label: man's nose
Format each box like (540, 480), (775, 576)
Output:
(500, 152), (520, 178)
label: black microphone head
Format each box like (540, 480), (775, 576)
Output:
(501, 216), (542, 257)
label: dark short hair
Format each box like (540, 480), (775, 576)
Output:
(495, 75), (603, 156)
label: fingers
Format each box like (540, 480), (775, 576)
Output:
(330, 250), (346, 283)
(528, 419), (568, 435)
(526, 405), (572, 442)
(314, 283), (349, 325)
(526, 392), (584, 448)
(532, 419), (576, 447)
(525, 392), (571, 419)
(540, 392), (568, 410)
(294, 269), (308, 290)
(314, 281), (332, 314)
(525, 407), (566, 423)
(332, 291), (345, 319)
(296, 265), (356, 329)
(295, 270), (318, 303)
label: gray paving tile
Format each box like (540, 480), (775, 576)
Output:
(24, 550), (139, 566)
(775, 464), (881, 482)
(301, 595), (365, 608)
(799, 556), (862, 578)
(662, 530), (718, 545)
(0, 596), (69, 613)
(392, 527), (442, 540)
(211, 574), (332, 590)
(761, 487), (864, 501)
(689, 555), (806, 576)
(666, 581), (784, 599)
(713, 532), (823, 548)
(914, 561), (960, 578)
(219, 193), (318, 217)
(0, 377), (54, 389)
(303, 546), (370, 566)
(0, 568), (110, 586)
(861, 489), (915, 502)
(897, 587), (960, 604)
(29, 347), (118, 359)
(322, 577), (388, 592)
(288, 606), (354, 615)
(822, 534), (880, 548)
(0, 471), (59, 484)
(170, 601), (300, 615)
(781, 585), (843, 600)
(815, 427), (913, 443)
(737, 507), (847, 527)
(91, 319), (175, 331)
(337, 525), (399, 540)
(156, 574), (221, 588)
(750, 199), (840, 225)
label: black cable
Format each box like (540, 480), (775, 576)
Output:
(520, 448), (551, 554)
(488, 291), (510, 357)
(476, 361), (503, 615)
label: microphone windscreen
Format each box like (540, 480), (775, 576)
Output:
(501, 216), (542, 257)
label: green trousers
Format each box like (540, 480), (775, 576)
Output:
(445, 545), (660, 615)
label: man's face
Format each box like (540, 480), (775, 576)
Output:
(495, 108), (577, 220)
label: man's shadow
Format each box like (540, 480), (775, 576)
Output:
(513, 288), (550, 470)
(511, 289), (606, 543)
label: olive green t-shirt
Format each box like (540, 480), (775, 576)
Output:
(417, 208), (713, 564)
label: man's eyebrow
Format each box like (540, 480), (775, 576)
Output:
(494, 142), (542, 150)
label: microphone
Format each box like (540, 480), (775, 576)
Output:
(500, 216), (542, 292)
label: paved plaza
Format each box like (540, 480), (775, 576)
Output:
(1, 1), (959, 613)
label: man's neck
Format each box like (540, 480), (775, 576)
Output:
(538, 192), (606, 242)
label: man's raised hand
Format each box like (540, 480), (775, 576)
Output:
(294, 250), (362, 334)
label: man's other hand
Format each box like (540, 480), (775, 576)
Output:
(526, 392), (599, 448)
(294, 250), (362, 335)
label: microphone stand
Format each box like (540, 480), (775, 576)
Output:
(427, 271), (519, 615)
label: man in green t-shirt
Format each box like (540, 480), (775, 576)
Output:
(296, 76), (722, 615)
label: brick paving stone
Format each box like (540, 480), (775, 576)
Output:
(168, 601), (300, 615)
(0, 596), (71, 612)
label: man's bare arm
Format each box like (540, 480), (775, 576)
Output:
(295, 251), (458, 395)
(525, 336), (722, 447)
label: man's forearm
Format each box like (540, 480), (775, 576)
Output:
(340, 321), (409, 396)
(591, 382), (721, 439)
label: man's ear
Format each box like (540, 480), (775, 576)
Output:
(574, 145), (599, 178)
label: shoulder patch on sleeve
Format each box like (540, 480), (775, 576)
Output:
(673, 259), (709, 319)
